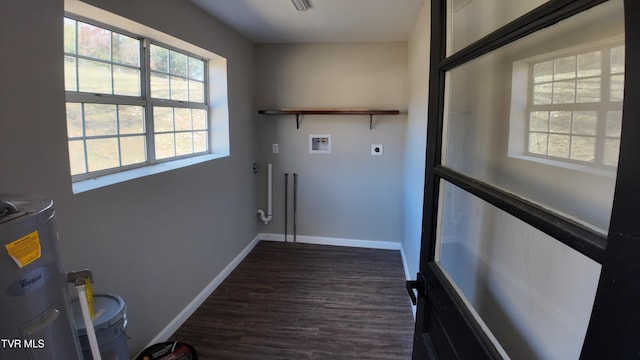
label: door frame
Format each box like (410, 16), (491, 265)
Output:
(413, 0), (640, 358)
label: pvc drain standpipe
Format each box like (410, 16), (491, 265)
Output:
(68, 270), (102, 360)
(76, 283), (102, 360)
(257, 163), (273, 224)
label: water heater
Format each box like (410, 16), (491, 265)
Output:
(0, 194), (81, 360)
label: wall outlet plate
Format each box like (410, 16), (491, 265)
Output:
(371, 144), (383, 156)
(272, 144), (279, 154)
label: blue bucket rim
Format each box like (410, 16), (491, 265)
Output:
(71, 293), (126, 334)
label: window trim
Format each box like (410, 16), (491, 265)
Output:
(71, 153), (227, 193)
(64, 0), (230, 193)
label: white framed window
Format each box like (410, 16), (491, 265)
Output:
(524, 43), (624, 168)
(64, 16), (214, 181)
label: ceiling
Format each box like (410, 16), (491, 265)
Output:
(189, 0), (426, 44)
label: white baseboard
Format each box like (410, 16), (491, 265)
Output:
(259, 233), (402, 250)
(399, 246), (412, 282)
(144, 234), (261, 348)
(400, 245), (417, 320)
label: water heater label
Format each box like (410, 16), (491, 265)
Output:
(5, 230), (41, 269)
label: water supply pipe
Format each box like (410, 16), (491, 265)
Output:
(284, 173), (289, 242)
(293, 173), (298, 243)
(257, 163), (273, 224)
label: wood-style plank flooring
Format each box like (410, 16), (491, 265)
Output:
(169, 241), (415, 359)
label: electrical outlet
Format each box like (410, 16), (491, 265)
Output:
(371, 144), (383, 156)
(272, 144), (279, 154)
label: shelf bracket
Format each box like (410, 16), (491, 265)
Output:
(369, 114), (374, 130)
(296, 114), (300, 129)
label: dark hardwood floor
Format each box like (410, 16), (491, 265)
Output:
(169, 241), (415, 359)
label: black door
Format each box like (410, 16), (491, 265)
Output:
(409, 0), (640, 358)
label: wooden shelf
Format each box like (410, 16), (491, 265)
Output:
(257, 108), (400, 130)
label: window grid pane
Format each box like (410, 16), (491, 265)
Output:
(68, 140), (86, 176)
(65, 19), (142, 97)
(150, 44), (207, 104)
(78, 59), (112, 94)
(153, 107), (209, 160)
(66, 102), (147, 175)
(64, 17), (210, 178)
(64, 56), (77, 91)
(527, 44), (623, 167)
(120, 136), (146, 166)
(155, 133), (175, 160)
(77, 22), (111, 61)
(86, 138), (120, 172)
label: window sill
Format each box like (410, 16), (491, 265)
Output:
(509, 154), (616, 178)
(72, 153), (228, 194)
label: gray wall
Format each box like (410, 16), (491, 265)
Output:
(1, 0), (258, 355)
(254, 43), (408, 243)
